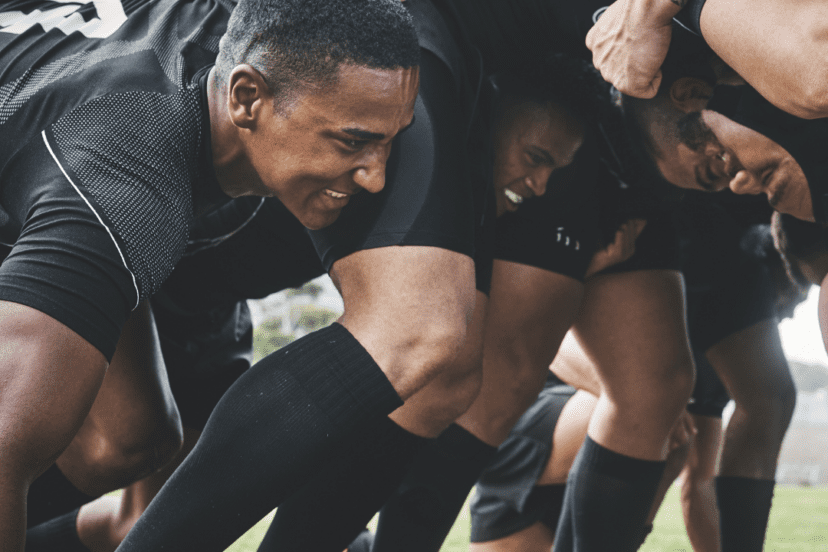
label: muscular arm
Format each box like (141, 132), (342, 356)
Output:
(699, 0), (828, 119)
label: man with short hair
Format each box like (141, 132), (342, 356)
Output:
(0, 0), (423, 549)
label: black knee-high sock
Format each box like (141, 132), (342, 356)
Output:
(257, 416), (431, 551)
(27, 465), (95, 528)
(25, 509), (89, 552)
(552, 436), (666, 552)
(117, 324), (402, 552)
(716, 476), (775, 552)
(370, 423), (499, 552)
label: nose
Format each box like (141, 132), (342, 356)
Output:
(526, 167), (554, 197)
(353, 146), (390, 194)
(728, 170), (763, 196)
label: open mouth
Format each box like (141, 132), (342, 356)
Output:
(504, 189), (524, 206)
(324, 189), (348, 199)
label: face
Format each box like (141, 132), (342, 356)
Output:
(491, 100), (584, 217)
(241, 63), (419, 229)
(660, 109), (814, 221)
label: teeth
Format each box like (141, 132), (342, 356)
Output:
(325, 189), (347, 199)
(504, 189), (524, 205)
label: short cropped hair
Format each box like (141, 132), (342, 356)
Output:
(217, 0), (420, 109)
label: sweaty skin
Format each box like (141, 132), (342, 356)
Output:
(208, 63), (419, 229)
(491, 100), (584, 216)
(665, 108), (813, 221)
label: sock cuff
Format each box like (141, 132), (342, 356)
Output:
(715, 476), (776, 499)
(277, 323), (403, 427)
(581, 436), (665, 481)
(438, 424), (498, 463)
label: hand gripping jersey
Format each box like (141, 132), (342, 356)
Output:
(0, 0), (234, 358)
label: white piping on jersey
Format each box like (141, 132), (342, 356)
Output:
(41, 130), (140, 309)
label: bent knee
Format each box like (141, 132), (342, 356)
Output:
(734, 374), (797, 430)
(65, 418), (183, 495)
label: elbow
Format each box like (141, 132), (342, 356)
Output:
(786, 75), (828, 119)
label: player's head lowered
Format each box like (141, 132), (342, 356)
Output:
(211, 0), (420, 230)
(621, 36), (821, 223)
(489, 55), (615, 217)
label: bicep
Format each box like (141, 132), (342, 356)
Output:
(700, 0), (828, 118)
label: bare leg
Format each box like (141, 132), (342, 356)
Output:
(76, 428), (200, 552)
(680, 414), (723, 552)
(554, 270), (695, 552)
(0, 302), (108, 551)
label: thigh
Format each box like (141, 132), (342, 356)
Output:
(574, 269), (693, 397)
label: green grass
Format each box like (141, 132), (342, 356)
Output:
(225, 485), (828, 552)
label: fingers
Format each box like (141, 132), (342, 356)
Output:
(584, 218), (647, 278)
(585, 0), (678, 98)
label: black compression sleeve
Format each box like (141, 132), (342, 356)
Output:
(116, 323), (402, 552)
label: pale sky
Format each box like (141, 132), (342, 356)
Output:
(778, 286), (828, 365)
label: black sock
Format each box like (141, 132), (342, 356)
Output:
(117, 324), (402, 552)
(371, 423), (499, 552)
(552, 436), (666, 552)
(635, 523), (654, 550)
(256, 416), (430, 551)
(25, 509), (88, 552)
(27, 465), (95, 528)
(716, 476), (775, 552)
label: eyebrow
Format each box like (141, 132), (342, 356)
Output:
(341, 116), (417, 142)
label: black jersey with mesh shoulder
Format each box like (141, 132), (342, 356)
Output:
(0, 0), (233, 359)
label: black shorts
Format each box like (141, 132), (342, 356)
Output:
(685, 257), (776, 417)
(470, 374), (575, 542)
(493, 135), (680, 283)
(598, 210), (681, 275)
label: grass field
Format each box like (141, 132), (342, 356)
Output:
(225, 485), (828, 551)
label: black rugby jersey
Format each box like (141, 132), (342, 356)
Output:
(0, 0), (233, 303)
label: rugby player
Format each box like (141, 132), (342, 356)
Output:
(468, 202), (799, 552)
(109, 0), (499, 548)
(324, 3), (697, 551)
(30, 51), (596, 552)
(0, 0), (422, 549)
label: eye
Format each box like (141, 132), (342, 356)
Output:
(340, 138), (368, 151)
(526, 151), (548, 166)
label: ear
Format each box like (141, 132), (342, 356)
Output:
(227, 65), (272, 130)
(669, 77), (714, 113)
